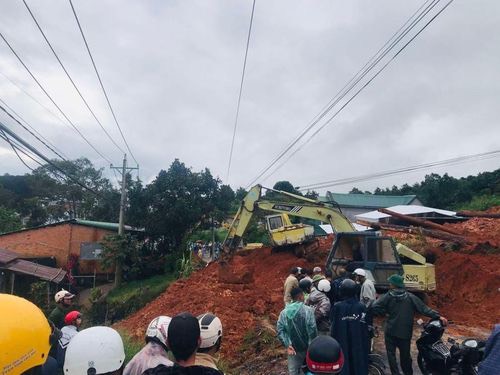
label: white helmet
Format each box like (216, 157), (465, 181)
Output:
(145, 315), (171, 347)
(318, 279), (331, 293)
(198, 313), (223, 349)
(54, 289), (74, 303)
(353, 268), (367, 278)
(64, 326), (125, 375)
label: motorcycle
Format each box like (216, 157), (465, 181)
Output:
(416, 318), (485, 374)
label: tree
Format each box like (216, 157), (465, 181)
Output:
(272, 181), (300, 194)
(0, 206), (22, 233)
(349, 187), (363, 194)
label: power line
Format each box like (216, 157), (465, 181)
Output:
(0, 128), (36, 171)
(0, 116), (99, 194)
(23, 0), (126, 156)
(0, 99), (68, 160)
(246, 0), (453, 187)
(0, 70), (68, 127)
(0, 31), (113, 164)
(297, 150), (500, 191)
(226, 0), (256, 181)
(68, 0), (138, 166)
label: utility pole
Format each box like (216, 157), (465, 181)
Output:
(110, 154), (138, 287)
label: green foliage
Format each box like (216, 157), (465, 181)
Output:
(245, 215), (271, 245)
(28, 281), (54, 314)
(85, 274), (175, 324)
(454, 194), (500, 211)
(100, 234), (140, 278)
(0, 206), (22, 233)
(187, 227), (228, 243)
(351, 169), (499, 210)
(177, 251), (194, 279)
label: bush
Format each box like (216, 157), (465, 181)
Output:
(454, 194), (500, 211)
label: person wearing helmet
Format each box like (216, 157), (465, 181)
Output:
(353, 268), (376, 307)
(299, 278), (312, 300)
(284, 267), (300, 305)
(0, 293), (53, 374)
(330, 278), (369, 375)
(56, 310), (82, 368)
(195, 313), (223, 371)
(144, 312), (223, 375)
(306, 276), (331, 335)
(304, 336), (344, 375)
(370, 274), (446, 375)
(277, 287), (318, 375)
(64, 326), (125, 375)
(123, 316), (173, 375)
(49, 288), (75, 329)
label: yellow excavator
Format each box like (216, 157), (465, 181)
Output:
(222, 184), (436, 293)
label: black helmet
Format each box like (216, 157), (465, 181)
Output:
(299, 278), (312, 293)
(306, 336), (344, 374)
(340, 278), (357, 298)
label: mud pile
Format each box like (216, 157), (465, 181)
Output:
(117, 238), (332, 360)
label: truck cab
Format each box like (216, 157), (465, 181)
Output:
(326, 232), (404, 290)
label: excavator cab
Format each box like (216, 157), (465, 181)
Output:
(326, 232), (404, 290)
(265, 214), (315, 247)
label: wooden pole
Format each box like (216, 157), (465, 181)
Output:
(378, 208), (463, 236)
(357, 220), (471, 244)
(457, 210), (500, 219)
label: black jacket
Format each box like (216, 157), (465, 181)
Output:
(143, 364), (223, 375)
(330, 297), (369, 375)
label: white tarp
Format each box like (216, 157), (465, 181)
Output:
(356, 204), (457, 223)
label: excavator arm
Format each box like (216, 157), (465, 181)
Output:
(222, 184), (354, 258)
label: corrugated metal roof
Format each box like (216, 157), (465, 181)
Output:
(356, 205), (458, 222)
(0, 248), (66, 283)
(320, 192), (418, 208)
(0, 248), (18, 264)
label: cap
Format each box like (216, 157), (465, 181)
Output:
(312, 274), (325, 283)
(353, 268), (366, 277)
(388, 274), (405, 288)
(313, 266), (322, 273)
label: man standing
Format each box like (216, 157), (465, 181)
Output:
(277, 287), (318, 375)
(330, 279), (369, 375)
(353, 268), (376, 307)
(284, 267), (300, 305)
(370, 274), (447, 375)
(49, 289), (75, 329)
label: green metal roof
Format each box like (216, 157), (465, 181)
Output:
(320, 192), (418, 208)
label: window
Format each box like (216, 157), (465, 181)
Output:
(366, 238), (397, 263)
(267, 216), (284, 230)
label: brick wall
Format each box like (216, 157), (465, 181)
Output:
(0, 223), (115, 274)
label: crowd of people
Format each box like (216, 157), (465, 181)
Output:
(277, 266), (499, 375)
(2, 264), (499, 375)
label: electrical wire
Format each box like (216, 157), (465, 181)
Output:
(0, 116), (99, 194)
(0, 128), (36, 171)
(255, 0), (438, 185)
(0, 31), (113, 164)
(68, 0), (138, 166)
(23, 0), (126, 156)
(0, 99), (68, 160)
(246, 0), (454, 187)
(297, 150), (500, 191)
(226, 0), (256, 181)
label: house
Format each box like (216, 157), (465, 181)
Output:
(355, 205), (462, 224)
(0, 247), (66, 293)
(0, 219), (143, 276)
(319, 192), (422, 221)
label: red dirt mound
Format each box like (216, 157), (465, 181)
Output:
(430, 251), (500, 328)
(117, 242), (330, 359)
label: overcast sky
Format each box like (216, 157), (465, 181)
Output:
(0, 0), (499, 194)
